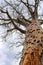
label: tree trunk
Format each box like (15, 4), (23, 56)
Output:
(19, 20), (43, 65)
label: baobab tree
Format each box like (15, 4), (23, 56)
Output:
(0, 0), (43, 65)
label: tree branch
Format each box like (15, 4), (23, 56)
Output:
(16, 18), (30, 26)
(4, 0), (28, 21)
(0, 8), (26, 34)
(21, 0), (33, 16)
(34, 0), (39, 19)
(0, 18), (30, 26)
(38, 19), (43, 24)
(0, 9), (7, 13)
(6, 10), (26, 34)
(7, 28), (16, 32)
(0, 18), (11, 21)
(0, 22), (11, 25)
(0, 7), (31, 26)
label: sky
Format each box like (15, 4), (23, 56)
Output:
(0, 24), (24, 65)
(0, 32), (23, 65)
(0, 0), (24, 65)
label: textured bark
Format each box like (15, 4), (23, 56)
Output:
(19, 20), (43, 65)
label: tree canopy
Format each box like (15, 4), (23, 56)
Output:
(0, 0), (43, 35)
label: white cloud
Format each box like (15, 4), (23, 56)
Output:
(11, 59), (20, 65)
(0, 43), (7, 65)
(0, 39), (23, 65)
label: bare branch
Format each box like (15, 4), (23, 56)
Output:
(40, 22), (43, 24)
(16, 18), (30, 26)
(21, 0), (33, 16)
(27, 0), (28, 4)
(0, 8), (26, 34)
(0, 22), (11, 25)
(7, 27), (26, 33)
(0, 16), (29, 27)
(34, 0), (39, 19)
(0, 18), (11, 21)
(7, 27), (26, 34)
(0, 7), (31, 26)
(0, 9), (7, 13)
(7, 28), (15, 32)
(0, 18), (30, 26)
(4, 0), (28, 21)
(6, 10), (26, 34)
(4, 0), (35, 21)
(38, 19), (43, 24)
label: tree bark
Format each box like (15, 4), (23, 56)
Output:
(19, 20), (43, 65)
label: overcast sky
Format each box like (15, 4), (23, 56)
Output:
(0, 30), (23, 65)
(0, 23), (24, 65)
(0, 0), (23, 65)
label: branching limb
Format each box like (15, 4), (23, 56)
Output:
(0, 22), (11, 25)
(38, 19), (43, 24)
(21, 0), (34, 17)
(4, 0), (28, 21)
(34, 0), (39, 19)
(0, 8), (26, 34)
(0, 6), (31, 26)
(7, 27), (26, 34)
(7, 28), (16, 32)
(6, 10), (26, 34)
(0, 18), (30, 26)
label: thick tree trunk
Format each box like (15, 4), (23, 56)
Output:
(19, 20), (43, 65)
